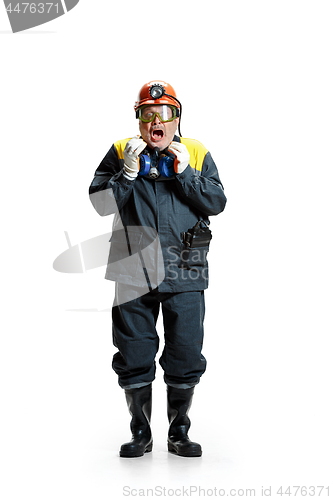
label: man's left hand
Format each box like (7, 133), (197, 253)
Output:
(168, 142), (190, 174)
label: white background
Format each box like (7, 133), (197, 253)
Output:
(1, 1), (332, 498)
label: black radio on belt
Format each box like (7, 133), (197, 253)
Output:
(181, 220), (212, 248)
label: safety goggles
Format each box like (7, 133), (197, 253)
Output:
(137, 105), (179, 123)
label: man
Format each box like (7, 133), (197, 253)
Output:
(89, 80), (227, 458)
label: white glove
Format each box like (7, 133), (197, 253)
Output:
(123, 137), (147, 179)
(167, 141), (190, 174)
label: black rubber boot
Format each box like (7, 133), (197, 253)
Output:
(120, 384), (153, 458)
(167, 385), (202, 457)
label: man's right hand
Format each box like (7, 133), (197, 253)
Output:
(123, 137), (147, 179)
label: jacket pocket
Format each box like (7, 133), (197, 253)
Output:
(107, 228), (143, 278)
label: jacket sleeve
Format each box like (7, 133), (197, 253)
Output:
(88, 144), (135, 216)
(174, 151), (227, 216)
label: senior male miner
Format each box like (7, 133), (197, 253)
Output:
(89, 80), (227, 458)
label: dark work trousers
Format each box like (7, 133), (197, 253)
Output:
(111, 286), (207, 389)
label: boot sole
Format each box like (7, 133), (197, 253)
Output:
(168, 442), (202, 457)
(120, 441), (153, 458)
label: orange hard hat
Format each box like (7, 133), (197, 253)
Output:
(134, 80), (180, 111)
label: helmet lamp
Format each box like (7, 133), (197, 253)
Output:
(149, 84), (165, 100)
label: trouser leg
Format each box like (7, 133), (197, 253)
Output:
(112, 286), (160, 389)
(159, 291), (206, 388)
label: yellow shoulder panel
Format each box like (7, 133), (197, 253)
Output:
(180, 138), (208, 172)
(114, 138), (132, 160)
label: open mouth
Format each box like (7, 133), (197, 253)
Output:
(151, 129), (164, 141)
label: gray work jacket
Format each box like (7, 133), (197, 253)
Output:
(89, 135), (227, 293)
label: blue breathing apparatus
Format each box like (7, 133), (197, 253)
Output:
(138, 147), (175, 179)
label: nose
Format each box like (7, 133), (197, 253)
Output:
(152, 112), (161, 125)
